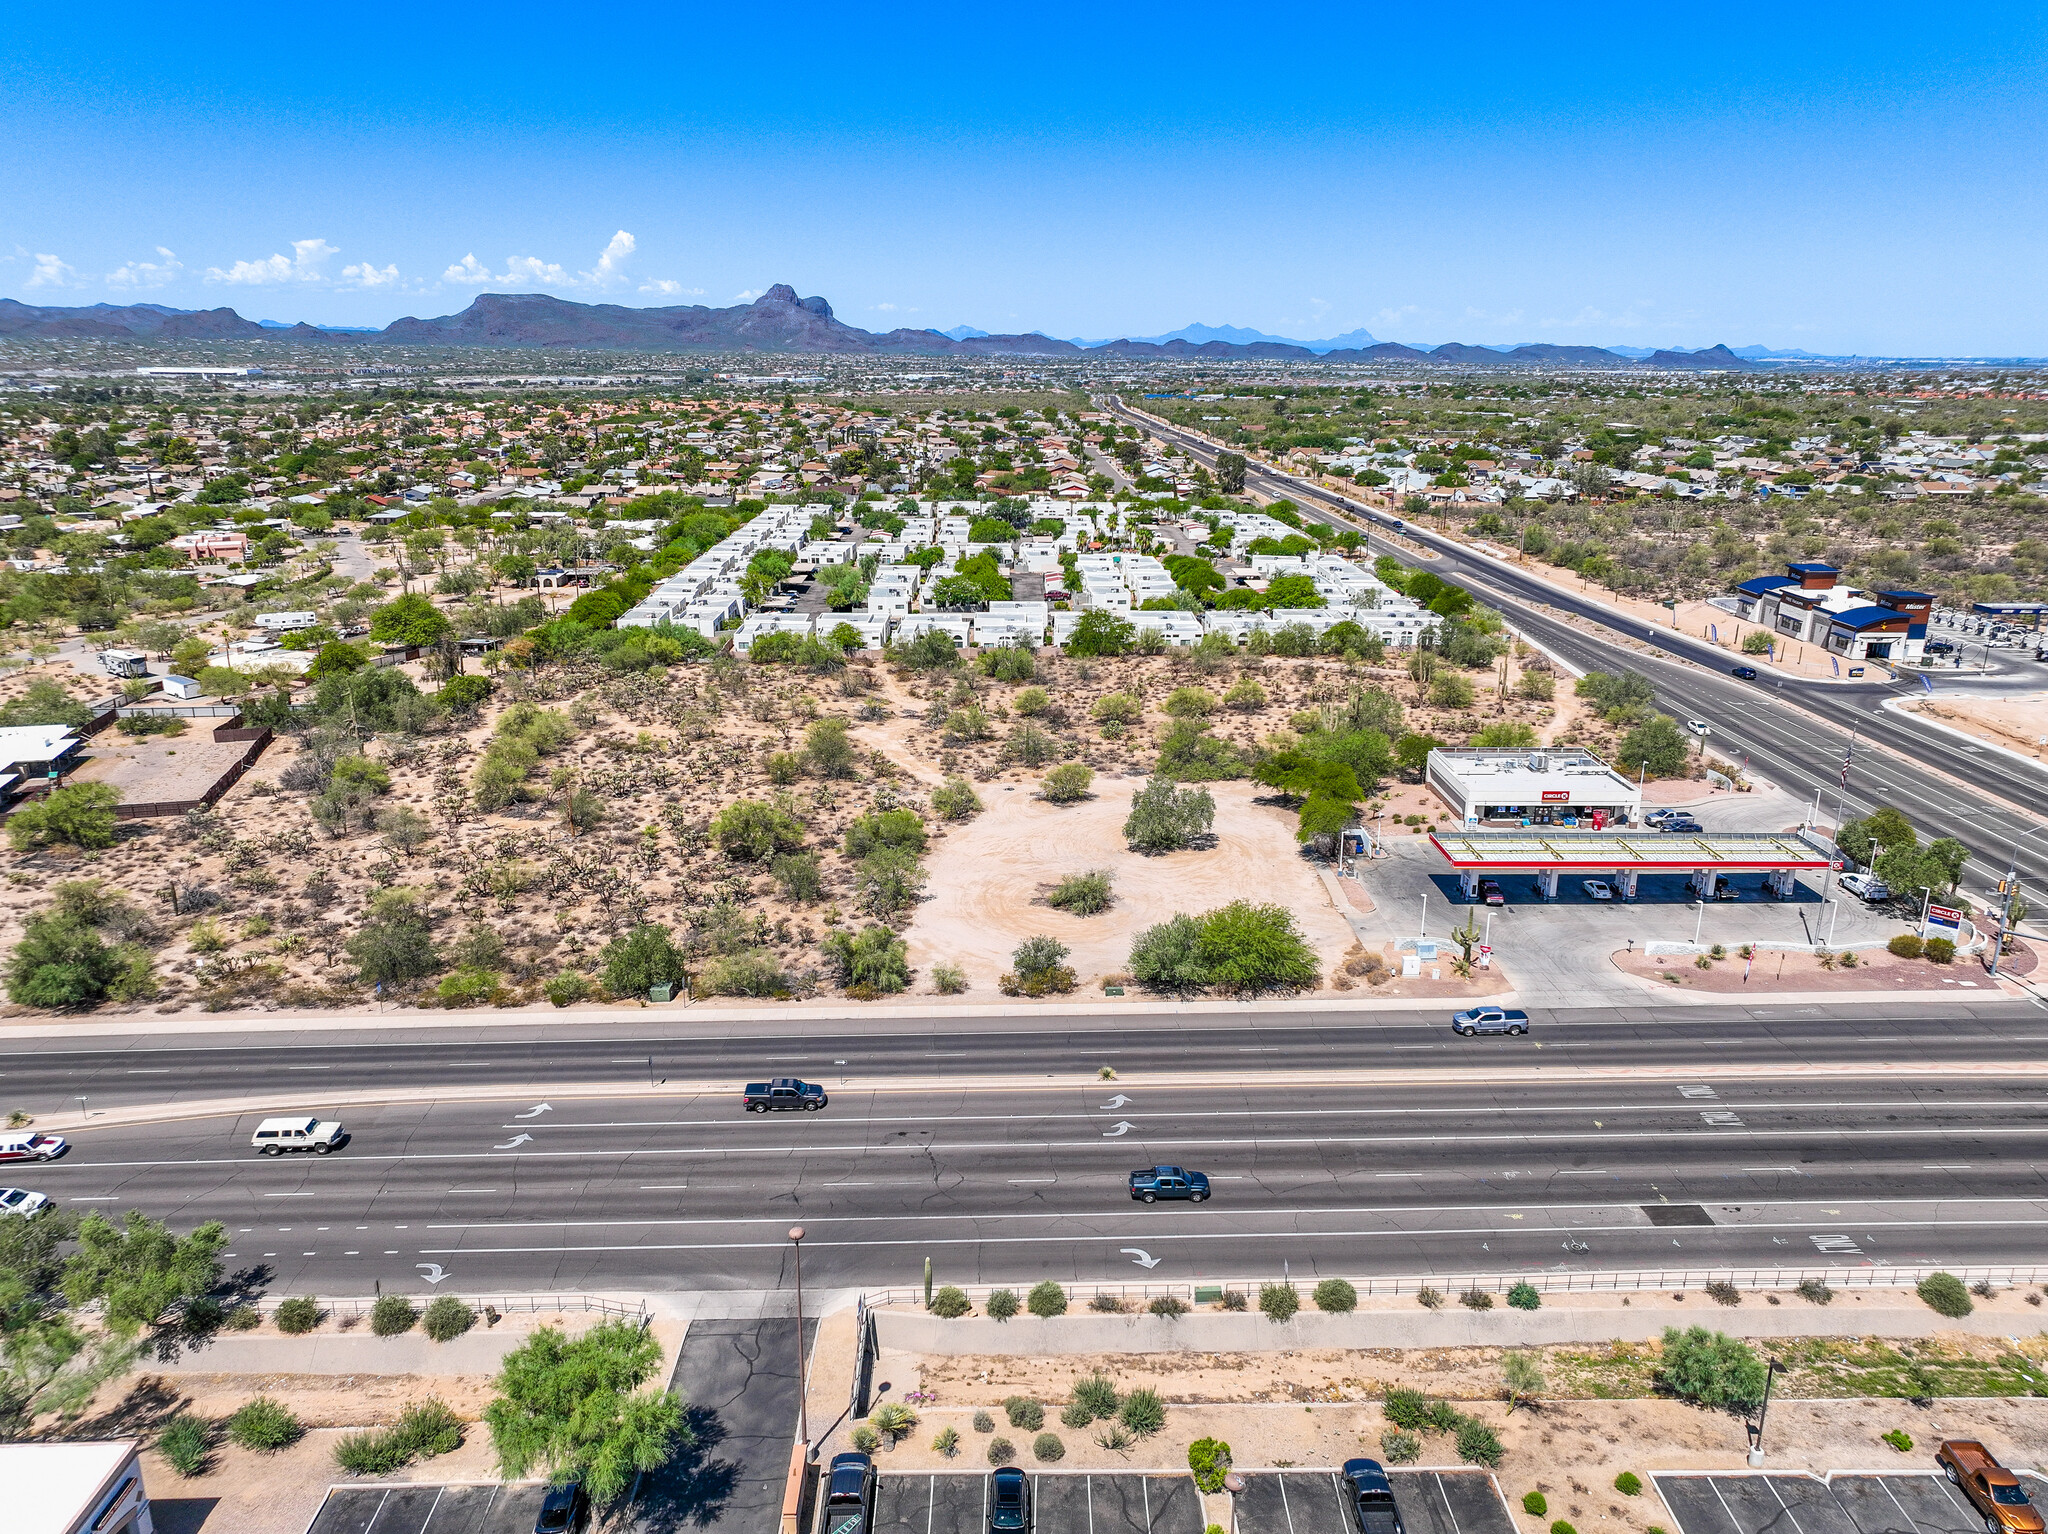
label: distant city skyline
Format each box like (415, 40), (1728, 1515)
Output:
(5, 1), (2046, 354)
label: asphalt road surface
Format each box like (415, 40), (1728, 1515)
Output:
(13, 1002), (2048, 1294)
(1102, 400), (2048, 896)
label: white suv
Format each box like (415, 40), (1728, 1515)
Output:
(251, 1116), (346, 1155)
(1838, 873), (1890, 902)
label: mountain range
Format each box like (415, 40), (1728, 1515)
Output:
(0, 286), (1765, 368)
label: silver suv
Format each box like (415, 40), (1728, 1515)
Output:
(251, 1116), (346, 1155)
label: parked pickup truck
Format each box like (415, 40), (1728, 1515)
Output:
(742, 1078), (828, 1113)
(1939, 1441), (2044, 1534)
(1129, 1165), (1210, 1203)
(1451, 1007), (1530, 1036)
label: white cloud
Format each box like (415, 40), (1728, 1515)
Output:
(26, 253), (80, 289)
(1372, 304), (1422, 330)
(582, 230), (634, 286)
(105, 247), (182, 290)
(443, 254), (492, 284)
(340, 262), (402, 289)
(205, 238), (339, 285)
(871, 302), (917, 313)
(639, 279), (703, 296)
(733, 289), (761, 302)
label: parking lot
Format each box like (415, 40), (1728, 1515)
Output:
(867, 1472), (1204, 1534)
(1651, 1472), (2048, 1534)
(303, 1483), (550, 1534)
(1234, 1470), (1516, 1534)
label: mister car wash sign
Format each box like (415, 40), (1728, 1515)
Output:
(1541, 789), (1570, 803)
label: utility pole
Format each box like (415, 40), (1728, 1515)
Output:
(789, 1226), (810, 1454)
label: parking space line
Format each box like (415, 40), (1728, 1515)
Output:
(1707, 1478), (1752, 1534)
(1764, 1476), (1813, 1534)
(416, 1485), (444, 1534)
(1436, 1475), (1466, 1534)
(1144, 1476), (1153, 1533)
(1088, 1471), (1096, 1534)
(1278, 1473), (1299, 1534)
(1873, 1475), (1938, 1534)
(1933, 1479), (1979, 1526)
(931, 1475), (939, 1534)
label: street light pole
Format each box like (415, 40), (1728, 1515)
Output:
(1747, 1358), (1787, 1466)
(789, 1225), (809, 1453)
(1694, 899), (1705, 947)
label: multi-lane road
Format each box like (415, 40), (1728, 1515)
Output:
(1102, 398), (2048, 897)
(10, 1000), (2046, 1294)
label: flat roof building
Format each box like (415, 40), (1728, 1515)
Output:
(5, 1438), (154, 1534)
(1426, 747), (1642, 828)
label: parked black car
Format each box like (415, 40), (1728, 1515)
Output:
(535, 1484), (587, 1534)
(1342, 1459), (1406, 1534)
(1731, 665), (1759, 680)
(989, 1466), (1031, 1533)
(823, 1452), (876, 1534)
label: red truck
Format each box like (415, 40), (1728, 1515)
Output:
(1939, 1441), (2044, 1534)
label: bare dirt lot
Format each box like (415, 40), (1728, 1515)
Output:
(1901, 691), (2048, 761)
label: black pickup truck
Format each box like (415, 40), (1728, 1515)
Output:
(742, 1078), (828, 1113)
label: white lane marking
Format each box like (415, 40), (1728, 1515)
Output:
(1812, 1233), (1862, 1252)
(287, 1066), (331, 1071)
(1008, 1178), (1056, 1184)
(1745, 1166), (1802, 1173)
(69, 1196), (118, 1201)
(1923, 1164), (1972, 1170)
(1556, 1170), (1611, 1176)
(262, 1192), (317, 1198)
(128, 1069), (171, 1074)
(638, 1184), (690, 1190)
(446, 1188), (499, 1193)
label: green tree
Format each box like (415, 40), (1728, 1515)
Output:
(1263, 574), (1324, 608)
(0, 1206), (140, 1438)
(7, 782), (122, 853)
(1124, 778), (1215, 853)
(483, 1320), (686, 1504)
(0, 678), (95, 729)
(1655, 1326), (1766, 1410)
(712, 798), (807, 860)
(1393, 733), (1444, 779)
(802, 717), (858, 778)
(843, 809), (927, 858)
(1127, 913), (1207, 992)
(306, 640), (369, 679)
(824, 924), (910, 993)
(1193, 901), (1319, 992)
(368, 592), (453, 648)
(1213, 451), (1247, 494)
(1617, 714), (1689, 777)
(1065, 610), (1136, 657)
(62, 1209), (227, 1338)
(598, 923), (688, 999)
(345, 888), (440, 986)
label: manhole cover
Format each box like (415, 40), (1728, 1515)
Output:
(1643, 1204), (1714, 1227)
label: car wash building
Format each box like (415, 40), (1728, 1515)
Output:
(1428, 826), (1835, 902)
(1727, 561), (1930, 662)
(1425, 747), (1643, 828)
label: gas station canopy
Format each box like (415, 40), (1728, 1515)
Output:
(1429, 828), (1833, 872)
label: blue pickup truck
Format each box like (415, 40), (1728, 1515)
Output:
(742, 1078), (828, 1112)
(1129, 1166), (1211, 1203)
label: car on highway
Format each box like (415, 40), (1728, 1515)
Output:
(823, 1453), (876, 1534)
(1477, 878), (1505, 905)
(1938, 1440), (2043, 1533)
(0, 1187), (49, 1217)
(1129, 1165), (1211, 1203)
(989, 1466), (1032, 1534)
(1341, 1458), (1406, 1534)
(1684, 718), (1711, 736)
(251, 1116), (346, 1155)
(1582, 880), (1613, 901)
(1451, 1006), (1529, 1036)
(1731, 665), (1759, 680)
(0, 1132), (67, 1163)
(743, 1078), (828, 1112)
(1839, 872), (1891, 902)
(534, 1482), (587, 1534)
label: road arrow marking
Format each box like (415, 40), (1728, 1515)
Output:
(1102, 1121), (1135, 1137)
(1099, 1094), (1133, 1109)
(1120, 1248), (1161, 1269)
(495, 1133), (533, 1149)
(417, 1263), (450, 1284)
(515, 1103), (553, 1119)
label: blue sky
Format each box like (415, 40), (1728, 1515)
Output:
(5, 2), (2046, 354)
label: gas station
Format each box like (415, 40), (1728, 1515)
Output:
(1428, 827), (1835, 902)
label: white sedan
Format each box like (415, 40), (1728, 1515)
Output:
(1582, 880), (1614, 901)
(0, 1188), (49, 1217)
(1684, 718), (1712, 736)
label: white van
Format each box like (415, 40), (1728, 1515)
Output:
(251, 1116), (346, 1155)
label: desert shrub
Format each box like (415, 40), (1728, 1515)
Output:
(1048, 869), (1114, 915)
(932, 777), (983, 820)
(1188, 1436), (1233, 1492)
(1795, 1278), (1833, 1305)
(1382, 1387), (1429, 1430)
(1148, 1295), (1189, 1319)
(1552, 1523), (1579, 1534)
(1033, 1431), (1065, 1462)
(1259, 1282), (1299, 1322)
(1882, 1429), (1914, 1453)
(1217, 1289), (1247, 1311)
(369, 1294), (418, 1336)
(1656, 1325), (1766, 1409)
(1888, 933), (1924, 958)
(772, 851), (824, 902)
(1027, 1280), (1067, 1317)
(1456, 1419), (1503, 1468)
(1313, 1278), (1358, 1313)
(1917, 1271), (1973, 1317)
(1041, 763), (1095, 803)
(973, 1411), (996, 1433)
(227, 1397), (302, 1451)
(931, 961), (968, 994)
(1118, 1387), (1165, 1436)
(1013, 685), (1050, 716)
(1002, 934), (1075, 996)
(712, 797), (807, 860)
(542, 971), (593, 1007)
(1523, 1492), (1549, 1516)
(987, 1436), (1016, 1466)
(224, 1304), (260, 1331)
(1460, 1288), (1494, 1310)
(1615, 1473), (1642, 1496)
(422, 1296), (476, 1341)
(1096, 1422), (1136, 1452)
(823, 923), (909, 994)
(1380, 1429), (1421, 1464)
(1925, 936), (1956, 963)
(986, 1288), (1019, 1320)
(1090, 1293), (1127, 1313)
(1704, 1281), (1742, 1307)
(1072, 1373), (1120, 1421)
(1423, 1399), (1465, 1435)
(1165, 686), (1219, 719)
(851, 1424), (881, 1454)
(1001, 722), (1057, 767)
(1416, 1287), (1444, 1310)
(274, 1297), (321, 1334)
(160, 1412), (212, 1476)
(872, 1403), (918, 1442)
(934, 1426), (961, 1457)
(930, 1285), (971, 1318)
(1005, 1396), (1044, 1430)
(1062, 1401), (1093, 1428)
(1506, 1281), (1541, 1311)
